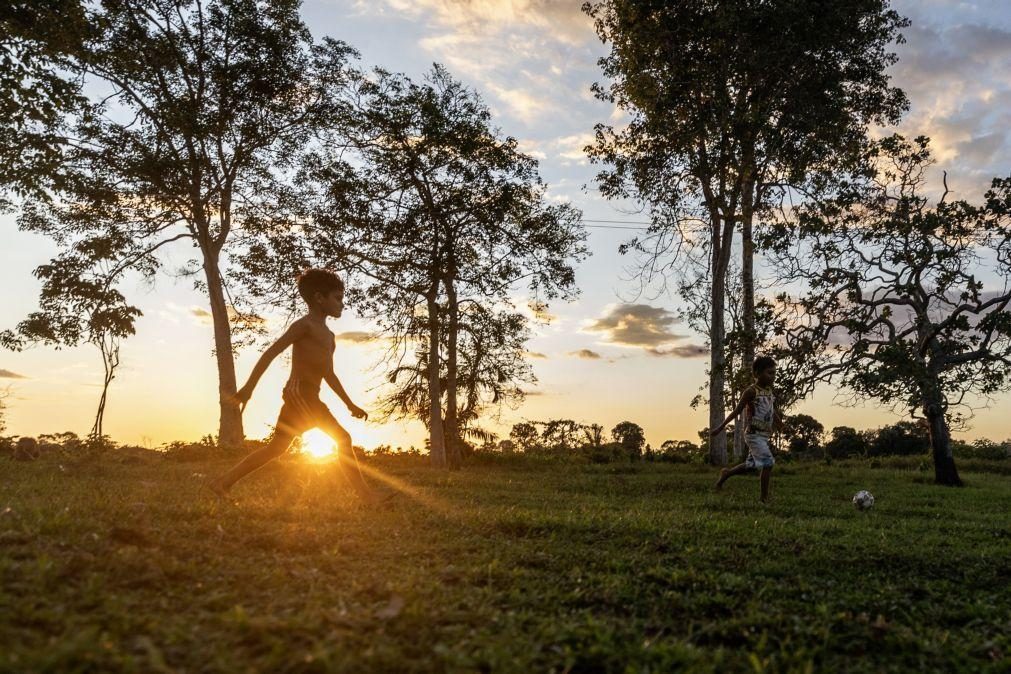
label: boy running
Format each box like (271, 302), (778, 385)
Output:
(711, 356), (782, 502)
(209, 269), (377, 501)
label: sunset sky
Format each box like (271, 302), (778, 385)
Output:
(3, 0), (1011, 449)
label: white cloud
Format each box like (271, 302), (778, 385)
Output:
(887, 18), (1011, 194)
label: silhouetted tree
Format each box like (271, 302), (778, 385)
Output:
(250, 65), (585, 468)
(611, 421), (645, 460)
(583, 0), (908, 465)
(824, 426), (869, 459)
(582, 423), (605, 448)
(772, 136), (1011, 485)
(11, 0), (355, 446)
(782, 413), (825, 455)
(659, 439), (703, 463)
(869, 421), (929, 457)
(539, 419), (583, 451)
(0, 0), (88, 201)
(377, 307), (535, 455)
(1, 247), (140, 441)
(509, 422), (540, 452)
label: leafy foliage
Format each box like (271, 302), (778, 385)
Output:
(242, 64), (586, 467)
(771, 135), (1011, 484)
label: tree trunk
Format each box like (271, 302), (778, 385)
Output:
(90, 333), (118, 443)
(203, 255), (244, 448)
(708, 213), (729, 466)
(426, 293), (447, 468)
(923, 393), (962, 486)
(734, 210), (756, 462)
(443, 278), (461, 470)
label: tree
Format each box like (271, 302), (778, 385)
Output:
(824, 426), (868, 459)
(12, 0), (355, 446)
(583, 0), (908, 465)
(1, 241), (140, 442)
(611, 421), (645, 460)
(509, 422), (540, 452)
(868, 421), (929, 457)
(539, 419), (583, 452)
(782, 413), (825, 455)
(376, 307), (536, 455)
(773, 136), (1011, 485)
(582, 423), (605, 448)
(659, 439), (702, 463)
(0, 0), (89, 201)
(250, 65), (585, 468)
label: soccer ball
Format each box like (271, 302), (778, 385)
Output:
(853, 490), (875, 510)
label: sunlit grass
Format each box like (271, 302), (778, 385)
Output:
(1, 455), (1008, 672)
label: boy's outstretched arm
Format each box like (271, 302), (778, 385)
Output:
(324, 368), (368, 420)
(234, 322), (307, 406)
(710, 388), (755, 437)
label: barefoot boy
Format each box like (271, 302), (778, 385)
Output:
(209, 269), (375, 500)
(712, 356), (782, 502)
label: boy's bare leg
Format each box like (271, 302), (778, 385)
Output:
(760, 467), (773, 502)
(715, 462), (749, 490)
(319, 418), (376, 502)
(209, 432), (294, 496)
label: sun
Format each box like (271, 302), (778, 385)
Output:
(300, 429), (336, 459)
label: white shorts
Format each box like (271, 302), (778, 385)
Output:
(744, 433), (775, 470)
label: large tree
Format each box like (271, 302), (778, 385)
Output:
(10, 0), (354, 446)
(583, 0), (908, 464)
(771, 136), (1011, 485)
(242, 65), (586, 468)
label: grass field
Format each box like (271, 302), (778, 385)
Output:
(1, 452), (1009, 673)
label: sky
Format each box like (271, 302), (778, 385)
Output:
(2, 0), (1011, 449)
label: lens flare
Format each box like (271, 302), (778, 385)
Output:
(300, 429), (336, 459)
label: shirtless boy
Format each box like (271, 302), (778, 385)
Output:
(711, 356), (783, 502)
(209, 269), (375, 500)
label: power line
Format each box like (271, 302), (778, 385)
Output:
(582, 224), (649, 230)
(582, 219), (653, 225)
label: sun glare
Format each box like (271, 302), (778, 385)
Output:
(300, 429), (336, 459)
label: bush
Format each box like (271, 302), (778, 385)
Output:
(656, 439), (704, 464)
(954, 438), (1011, 461)
(868, 421), (929, 457)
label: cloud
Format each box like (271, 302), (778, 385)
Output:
(585, 304), (686, 347)
(568, 348), (601, 359)
(524, 351), (548, 359)
(373, 0), (592, 44)
(0, 369), (27, 379)
(184, 305), (265, 327)
(886, 17), (1011, 193)
(366, 0), (601, 128)
(647, 345), (708, 358)
(334, 331), (381, 343)
(551, 132), (595, 163)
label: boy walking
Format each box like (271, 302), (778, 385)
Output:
(711, 356), (782, 502)
(209, 269), (376, 501)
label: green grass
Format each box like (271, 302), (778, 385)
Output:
(1, 453), (1009, 673)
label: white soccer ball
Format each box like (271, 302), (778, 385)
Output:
(853, 490), (875, 510)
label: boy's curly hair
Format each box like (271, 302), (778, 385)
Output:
(753, 355), (776, 374)
(296, 269), (344, 304)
